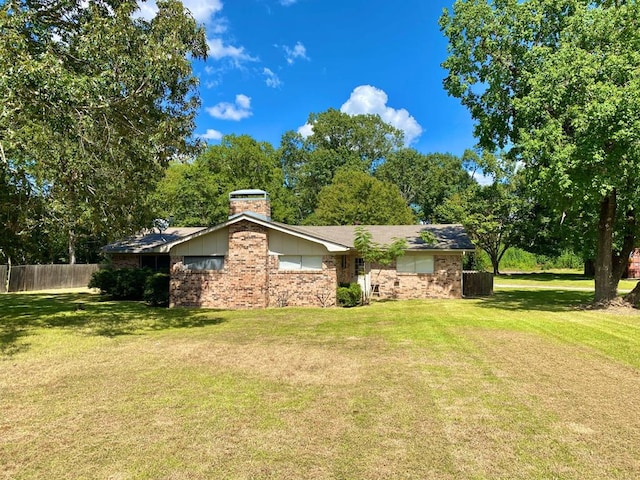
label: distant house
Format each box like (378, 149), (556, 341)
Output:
(103, 190), (474, 308)
(628, 249), (640, 279)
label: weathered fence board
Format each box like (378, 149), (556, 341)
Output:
(1, 264), (99, 292)
(463, 271), (494, 297)
(0, 265), (6, 294)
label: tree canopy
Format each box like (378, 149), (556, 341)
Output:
(375, 149), (475, 223)
(153, 134), (294, 226)
(307, 168), (415, 226)
(280, 108), (404, 222)
(441, 0), (640, 302)
(0, 0), (207, 262)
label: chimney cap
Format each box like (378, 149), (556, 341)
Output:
(229, 189), (269, 200)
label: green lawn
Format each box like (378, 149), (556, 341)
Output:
(1, 288), (640, 479)
(496, 271), (639, 292)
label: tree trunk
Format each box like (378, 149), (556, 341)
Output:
(68, 228), (77, 265)
(594, 191), (617, 303)
(623, 281), (640, 306)
(612, 209), (637, 299)
(491, 255), (500, 275)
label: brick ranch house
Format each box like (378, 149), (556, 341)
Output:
(103, 190), (475, 308)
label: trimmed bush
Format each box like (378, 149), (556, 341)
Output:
(337, 282), (362, 307)
(89, 267), (153, 300)
(144, 273), (170, 307)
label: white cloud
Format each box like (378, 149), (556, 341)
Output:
(206, 94), (253, 121)
(280, 0), (298, 5)
(297, 123), (314, 138)
(135, 0), (223, 24)
(198, 129), (223, 141)
(297, 85), (424, 144)
(136, 1), (255, 69)
(207, 38), (258, 65)
(263, 68), (282, 88)
(183, 0), (223, 24)
(340, 85), (423, 145)
(283, 42), (309, 64)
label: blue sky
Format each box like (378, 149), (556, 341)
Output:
(141, 0), (477, 157)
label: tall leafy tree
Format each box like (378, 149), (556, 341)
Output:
(375, 149), (475, 223)
(0, 0), (207, 263)
(441, 0), (640, 302)
(153, 134), (294, 226)
(307, 168), (415, 226)
(436, 182), (527, 275)
(280, 108), (404, 222)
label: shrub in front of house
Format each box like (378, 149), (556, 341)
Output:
(337, 282), (362, 307)
(89, 267), (153, 300)
(143, 273), (170, 307)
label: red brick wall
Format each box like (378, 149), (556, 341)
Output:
(169, 220), (463, 308)
(268, 255), (337, 307)
(170, 220), (270, 308)
(110, 254), (140, 269)
(372, 254), (463, 299)
(229, 198), (271, 218)
(226, 221), (269, 308)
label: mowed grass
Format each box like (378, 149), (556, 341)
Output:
(496, 271), (638, 292)
(1, 287), (640, 479)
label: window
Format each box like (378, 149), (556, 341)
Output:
(141, 255), (170, 273)
(397, 255), (434, 274)
(183, 256), (225, 271)
(278, 255), (323, 271)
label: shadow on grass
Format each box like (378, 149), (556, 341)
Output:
(478, 289), (594, 312)
(0, 292), (225, 356)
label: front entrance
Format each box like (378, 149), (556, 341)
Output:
(355, 257), (371, 297)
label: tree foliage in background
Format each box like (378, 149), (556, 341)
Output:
(441, 0), (640, 302)
(375, 149), (475, 223)
(280, 108), (404, 222)
(436, 180), (528, 275)
(153, 134), (294, 226)
(0, 0), (207, 263)
(307, 168), (415, 226)
(0, 148), (44, 264)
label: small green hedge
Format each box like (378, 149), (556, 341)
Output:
(337, 282), (362, 307)
(89, 268), (169, 306)
(144, 273), (170, 307)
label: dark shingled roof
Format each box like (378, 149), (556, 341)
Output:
(283, 224), (474, 251)
(103, 218), (474, 254)
(102, 227), (207, 254)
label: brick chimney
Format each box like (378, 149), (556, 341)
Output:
(229, 189), (271, 220)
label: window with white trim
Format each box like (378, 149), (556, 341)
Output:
(278, 255), (323, 271)
(183, 256), (225, 271)
(397, 254), (434, 274)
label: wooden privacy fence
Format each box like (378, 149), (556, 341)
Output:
(0, 265), (6, 294)
(0, 264), (99, 293)
(463, 271), (494, 297)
